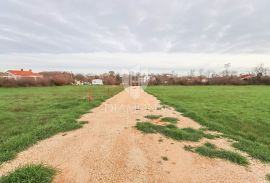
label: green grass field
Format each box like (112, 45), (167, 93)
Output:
(145, 86), (270, 163)
(0, 85), (122, 164)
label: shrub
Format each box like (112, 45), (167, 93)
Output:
(0, 72), (75, 87)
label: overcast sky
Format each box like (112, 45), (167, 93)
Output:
(1, 0), (270, 74)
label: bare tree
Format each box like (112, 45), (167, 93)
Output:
(108, 71), (115, 76)
(206, 70), (213, 79)
(254, 64), (268, 78)
(198, 68), (204, 78)
(189, 69), (195, 78)
(75, 74), (85, 81)
(223, 63), (231, 77)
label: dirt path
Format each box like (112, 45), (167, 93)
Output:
(0, 86), (269, 183)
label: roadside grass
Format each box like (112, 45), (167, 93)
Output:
(145, 86), (270, 163)
(144, 115), (162, 120)
(184, 142), (249, 166)
(160, 117), (178, 124)
(0, 164), (55, 183)
(135, 122), (215, 142)
(266, 174), (270, 182)
(0, 85), (122, 164)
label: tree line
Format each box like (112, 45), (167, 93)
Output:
(0, 64), (269, 87)
(148, 64), (270, 85)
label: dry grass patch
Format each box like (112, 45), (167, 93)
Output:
(144, 115), (162, 120)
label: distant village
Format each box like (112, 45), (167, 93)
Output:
(0, 64), (270, 87)
(0, 69), (106, 86)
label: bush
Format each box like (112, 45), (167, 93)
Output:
(0, 72), (75, 87)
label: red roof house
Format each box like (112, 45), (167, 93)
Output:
(6, 69), (43, 80)
(240, 74), (255, 80)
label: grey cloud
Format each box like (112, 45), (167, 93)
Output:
(0, 0), (270, 54)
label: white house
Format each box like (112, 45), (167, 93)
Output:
(74, 80), (83, 85)
(92, 79), (103, 85)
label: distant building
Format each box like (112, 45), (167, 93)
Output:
(74, 80), (91, 85)
(240, 74), (254, 80)
(92, 79), (103, 85)
(4, 69), (43, 80)
(121, 73), (150, 86)
(0, 72), (10, 79)
(74, 80), (83, 85)
(201, 78), (208, 83)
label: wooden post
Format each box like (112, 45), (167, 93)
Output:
(88, 87), (94, 102)
(107, 87), (110, 97)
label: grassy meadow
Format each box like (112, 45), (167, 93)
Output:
(0, 85), (122, 164)
(145, 86), (270, 163)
